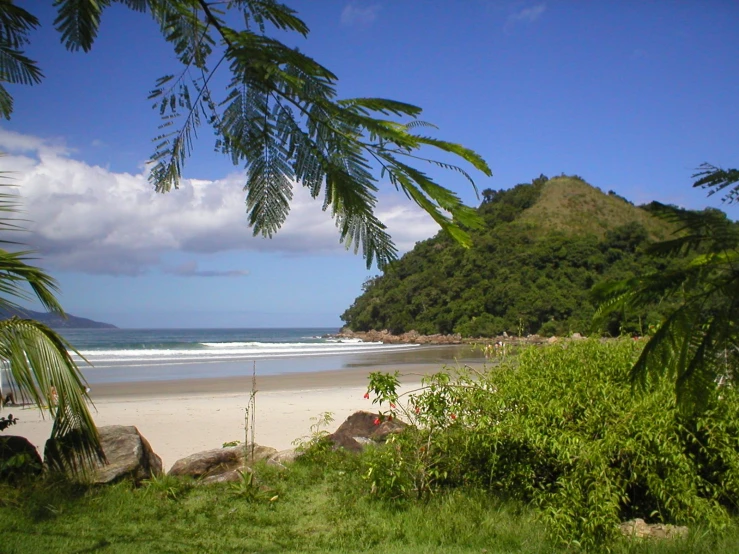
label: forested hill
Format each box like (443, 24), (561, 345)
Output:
(341, 175), (689, 338)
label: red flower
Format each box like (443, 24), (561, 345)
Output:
(390, 402), (396, 409)
(373, 417), (381, 425)
(450, 413), (457, 420)
(415, 407), (421, 414)
(363, 392), (370, 399)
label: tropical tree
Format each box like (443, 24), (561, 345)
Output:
(0, 0), (491, 268)
(0, 184), (101, 467)
(595, 180), (738, 413)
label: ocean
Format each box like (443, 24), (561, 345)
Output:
(55, 328), (448, 385)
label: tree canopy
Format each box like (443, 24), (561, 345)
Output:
(0, 0), (491, 268)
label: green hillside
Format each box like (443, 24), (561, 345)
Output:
(341, 175), (686, 337)
(517, 176), (673, 241)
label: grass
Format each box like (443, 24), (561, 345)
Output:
(518, 176), (676, 241)
(1, 451), (738, 553)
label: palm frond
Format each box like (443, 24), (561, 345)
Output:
(0, 1), (42, 118)
(0, 45), (43, 85)
(0, 318), (103, 471)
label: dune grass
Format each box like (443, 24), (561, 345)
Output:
(1, 451), (739, 553)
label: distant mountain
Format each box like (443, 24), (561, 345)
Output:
(0, 308), (117, 329)
(341, 174), (706, 338)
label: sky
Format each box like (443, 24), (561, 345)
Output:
(2, 1), (738, 328)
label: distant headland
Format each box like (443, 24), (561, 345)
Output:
(0, 308), (117, 329)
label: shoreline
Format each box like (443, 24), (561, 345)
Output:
(11, 358), (482, 471)
(84, 361), (469, 399)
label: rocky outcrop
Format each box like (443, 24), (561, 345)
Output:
(328, 411), (408, 452)
(334, 328), (553, 346)
(620, 519), (688, 540)
(0, 436), (43, 480)
(168, 444), (276, 482)
(334, 329), (463, 345)
(45, 425), (162, 484)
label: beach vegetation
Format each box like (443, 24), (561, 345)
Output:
(361, 339), (739, 550)
(1, 0), (490, 269)
(2, 442), (739, 552)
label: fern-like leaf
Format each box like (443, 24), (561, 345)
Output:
(53, 0), (110, 52)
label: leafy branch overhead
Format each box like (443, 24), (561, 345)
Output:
(3, 0), (492, 268)
(594, 202), (739, 413)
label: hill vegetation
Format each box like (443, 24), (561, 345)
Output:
(341, 175), (703, 337)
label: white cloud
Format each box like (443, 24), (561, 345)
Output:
(1, 130), (438, 275)
(506, 3), (546, 29)
(0, 128), (69, 156)
(340, 3), (380, 26)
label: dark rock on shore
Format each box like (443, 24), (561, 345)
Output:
(0, 436), (43, 480)
(334, 328), (552, 346)
(45, 425), (162, 484)
(335, 329), (463, 345)
(328, 411), (408, 452)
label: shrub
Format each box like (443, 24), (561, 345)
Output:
(364, 339), (739, 549)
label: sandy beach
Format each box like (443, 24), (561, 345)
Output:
(9, 363), (451, 471)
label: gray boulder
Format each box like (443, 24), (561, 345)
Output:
(168, 444), (276, 481)
(201, 467), (251, 485)
(620, 519), (688, 540)
(45, 425), (162, 484)
(267, 448), (299, 468)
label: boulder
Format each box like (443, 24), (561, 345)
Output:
(201, 467), (251, 485)
(168, 444), (276, 481)
(0, 436), (43, 480)
(267, 448), (299, 468)
(328, 411), (408, 452)
(620, 519), (688, 540)
(45, 425), (162, 484)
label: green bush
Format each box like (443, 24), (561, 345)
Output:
(364, 339), (739, 549)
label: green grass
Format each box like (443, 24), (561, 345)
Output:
(518, 176), (676, 241)
(1, 454), (738, 553)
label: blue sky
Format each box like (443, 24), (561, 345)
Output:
(2, 1), (737, 328)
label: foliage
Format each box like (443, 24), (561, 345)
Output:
(0, 185), (101, 470)
(362, 340), (739, 550)
(0, 412), (16, 431)
(693, 163), (739, 204)
(342, 175), (687, 337)
(3, 405), (739, 551)
(595, 201), (739, 413)
(1, 0), (491, 268)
